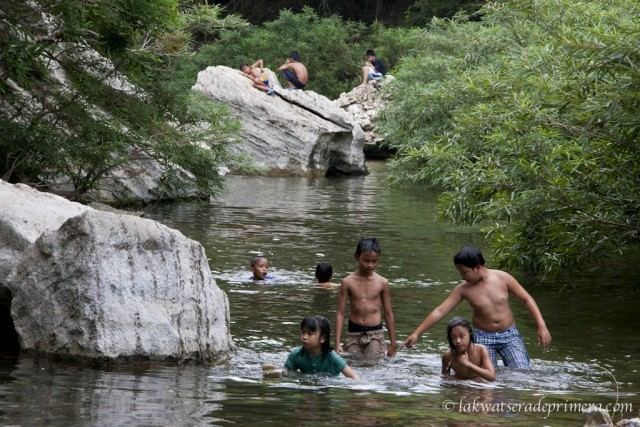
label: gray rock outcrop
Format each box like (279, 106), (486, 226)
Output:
(1, 180), (232, 362)
(0, 180), (90, 285)
(193, 66), (367, 176)
(335, 77), (395, 159)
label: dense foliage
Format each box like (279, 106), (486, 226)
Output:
(212, 0), (483, 25)
(199, 7), (427, 99)
(380, 0), (640, 274)
(0, 0), (239, 202)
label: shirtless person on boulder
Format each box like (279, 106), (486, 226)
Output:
(277, 51), (308, 90)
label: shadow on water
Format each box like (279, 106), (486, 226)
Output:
(1, 162), (638, 426)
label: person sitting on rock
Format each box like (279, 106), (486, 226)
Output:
(277, 51), (308, 90)
(240, 59), (275, 95)
(359, 49), (387, 87)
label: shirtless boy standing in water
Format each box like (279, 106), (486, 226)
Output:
(404, 245), (552, 369)
(335, 237), (397, 362)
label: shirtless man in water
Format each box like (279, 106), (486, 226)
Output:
(335, 237), (397, 362)
(404, 245), (552, 369)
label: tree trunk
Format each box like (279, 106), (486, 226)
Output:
(374, 0), (383, 22)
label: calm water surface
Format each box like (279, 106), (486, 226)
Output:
(1, 162), (639, 426)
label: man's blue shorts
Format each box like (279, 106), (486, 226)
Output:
(282, 69), (305, 89)
(474, 324), (531, 369)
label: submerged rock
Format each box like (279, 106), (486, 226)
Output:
(1, 180), (232, 363)
(193, 66), (367, 176)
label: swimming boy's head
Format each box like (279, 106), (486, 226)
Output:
(300, 315), (331, 355)
(315, 262), (333, 283)
(251, 256), (269, 280)
(289, 51), (301, 62)
(354, 237), (381, 275)
(240, 63), (251, 73)
(447, 316), (474, 354)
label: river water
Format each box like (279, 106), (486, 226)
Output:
(1, 162), (638, 426)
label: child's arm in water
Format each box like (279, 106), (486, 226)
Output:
(335, 279), (349, 353)
(381, 279), (397, 357)
(460, 345), (495, 381)
(404, 285), (463, 347)
(342, 365), (359, 380)
(504, 271), (552, 347)
(441, 351), (452, 375)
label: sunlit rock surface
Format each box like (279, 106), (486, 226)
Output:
(193, 65), (367, 176)
(1, 180), (232, 362)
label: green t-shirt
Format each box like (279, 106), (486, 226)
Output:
(284, 347), (347, 376)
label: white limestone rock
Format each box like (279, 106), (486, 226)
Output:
(1, 180), (232, 362)
(192, 66), (367, 176)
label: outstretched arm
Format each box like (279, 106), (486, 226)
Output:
(335, 281), (348, 353)
(404, 286), (463, 348)
(381, 281), (397, 357)
(507, 274), (552, 347)
(342, 365), (359, 380)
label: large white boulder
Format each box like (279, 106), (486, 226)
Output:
(0, 180), (90, 283)
(193, 66), (367, 176)
(1, 180), (232, 362)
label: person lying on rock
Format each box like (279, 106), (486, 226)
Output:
(240, 59), (275, 95)
(277, 51), (308, 90)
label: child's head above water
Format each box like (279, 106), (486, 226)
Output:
(354, 237), (381, 256)
(315, 262), (333, 283)
(354, 237), (381, 275)
(300, 315), (332, 355)
(453, 245), (485, 268)
(446, 316), (475, 354)
(251, 256), (269, 280)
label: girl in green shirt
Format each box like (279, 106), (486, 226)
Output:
(285, 316), (359, 380)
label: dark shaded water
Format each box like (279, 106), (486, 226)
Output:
(1, 162), (639, 426)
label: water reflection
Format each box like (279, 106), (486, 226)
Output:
(1, 162), (638, 426)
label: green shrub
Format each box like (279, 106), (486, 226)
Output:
(381, 0), (640, 274)
(0, 0), (238, 201)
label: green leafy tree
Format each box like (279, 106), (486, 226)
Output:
(0, 0), (238, 202)
(381, 0), (640, 274)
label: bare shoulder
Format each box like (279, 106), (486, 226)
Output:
(491, 268), (516, 282)
(375, 272), (390, 286)
(341, 273), (357, 287)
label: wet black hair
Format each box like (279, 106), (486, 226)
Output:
(251, 256), (267, 267)
(366, 49), (376, 57)
(446, 316), (475, 353)
(354, 237), (381, 256)
(289, 51), (301, 61)
(315, 262), (333, 283)
(300, 315), (332, 357)
(453, 245), (485, 268)
(240, 63), (249, 70)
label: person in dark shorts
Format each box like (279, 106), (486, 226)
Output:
(277, 51), (308, 89)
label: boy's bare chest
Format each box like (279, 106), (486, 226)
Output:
(463, 281), (508, 308)
(348, 282), (381, 301)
